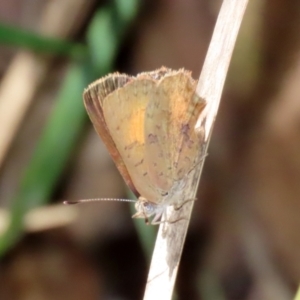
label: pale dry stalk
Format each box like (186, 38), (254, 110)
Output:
(143, 1), (249, 299)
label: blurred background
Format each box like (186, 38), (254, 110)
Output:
(0, 0), (299, 299)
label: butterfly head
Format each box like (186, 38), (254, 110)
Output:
(133, 197), (166, 225)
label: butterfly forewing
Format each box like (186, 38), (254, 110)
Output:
(83, 74), (139, 196)
(102, 79), (162, 203)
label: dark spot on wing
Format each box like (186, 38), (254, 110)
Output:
(125, 141), (138, 150)
(148, 133), (158, 144)
(135, 159), (144, 167)
(181, 123), (190, 137)
(180, 123), (197, 149)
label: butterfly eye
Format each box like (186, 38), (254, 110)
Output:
(143, 202), (150, 208)
(143, 202), (155, 214)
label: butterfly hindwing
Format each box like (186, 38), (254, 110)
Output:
(144, 70), (206, 194)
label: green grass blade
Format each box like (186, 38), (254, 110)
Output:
(87, 0), (139, 73)
(0, 23), (86, 59)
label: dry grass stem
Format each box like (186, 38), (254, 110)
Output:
(143, 1), (249, 299)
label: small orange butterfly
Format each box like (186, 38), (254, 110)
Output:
(77, 67), (206, 224)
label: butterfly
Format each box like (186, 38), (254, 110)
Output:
(82, 67), (206, 224)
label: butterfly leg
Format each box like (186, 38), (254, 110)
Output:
(150, 210), (165, 225)
(168, 216), (189, 224)
(173, 198), (197, 211)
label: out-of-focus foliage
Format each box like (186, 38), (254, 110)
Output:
(0, 0), (144, 256)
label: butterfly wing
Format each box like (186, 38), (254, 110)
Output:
(83, 68), (205, 207)
(102, 78), (163, 203)
(144, 70), (206, 193)
(83, 74), (139, 196)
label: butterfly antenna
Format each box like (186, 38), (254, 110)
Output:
(63, 198), (137, 205)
